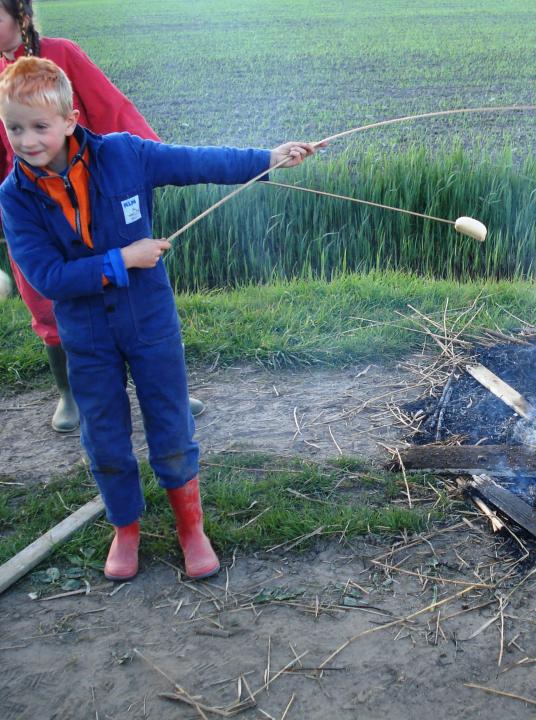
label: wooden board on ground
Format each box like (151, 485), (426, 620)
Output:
(0, 495), (104, 595)
(397, 444), (536, 479)
(465, 363), (536, 420)
(469, 473), (536, 537)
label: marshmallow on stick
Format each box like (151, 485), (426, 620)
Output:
(454, 217), (487, 242)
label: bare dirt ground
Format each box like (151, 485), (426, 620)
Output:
(1, 358), (425, 485)
(1, 359), (536, 719)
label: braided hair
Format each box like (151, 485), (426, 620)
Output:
(1, 0), (40, 56)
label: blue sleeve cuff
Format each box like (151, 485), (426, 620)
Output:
(103, 248), (129, 287)
(258, 149), (270, 182)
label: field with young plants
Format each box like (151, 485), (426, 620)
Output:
(38, 0), (536, 150)
(10, 0), (531, 289)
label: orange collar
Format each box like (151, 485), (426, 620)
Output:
(21, 135), (93, 248)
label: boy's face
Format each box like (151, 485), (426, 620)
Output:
(2, 101), (79, 173)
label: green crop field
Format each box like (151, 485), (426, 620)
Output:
(1, 1), (535, 287)
(37, 0), (536, 150)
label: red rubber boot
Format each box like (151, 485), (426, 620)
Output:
(167, 476), (220, 579)
(104, 520), (140, 581)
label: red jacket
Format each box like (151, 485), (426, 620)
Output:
(0, 37), (160, 180)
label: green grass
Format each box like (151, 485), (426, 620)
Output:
(176, 274), (536, 368)
(2, 271), (536, 388)
(0, 299), (49, 388)
(154, 143), (536, 289)
(0, 453), (445, 592)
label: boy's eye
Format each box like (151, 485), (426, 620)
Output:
(36, 124), (48, 130)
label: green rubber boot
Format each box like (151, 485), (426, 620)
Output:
(182, 343), (205, 417)
(45, 345), (80, 433)
(189, 397), (205, 417)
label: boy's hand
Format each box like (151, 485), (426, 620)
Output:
(269, 141), (328, 169)
(121, 238), (171, 269)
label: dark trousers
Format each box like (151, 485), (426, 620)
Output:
(65, 289), (198, 526)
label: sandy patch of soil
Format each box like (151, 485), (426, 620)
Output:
(0, 359), (423, 484)
(1, 360), (535, 719)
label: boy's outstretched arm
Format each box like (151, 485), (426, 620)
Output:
(133, 135), (328, 189)
(269, 141), (328, 168)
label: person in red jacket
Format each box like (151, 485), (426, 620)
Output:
(0, 0), (204, 430)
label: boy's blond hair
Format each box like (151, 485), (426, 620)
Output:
(0, 56), (73, 118)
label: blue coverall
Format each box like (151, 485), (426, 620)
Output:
(1, 126), (271, 525)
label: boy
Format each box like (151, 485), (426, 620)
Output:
(0, 57), (320, 581)
(0, 0), (208, 429)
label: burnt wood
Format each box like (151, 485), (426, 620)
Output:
(398, 444), (536, 479)
(465, 363), (535, 420)
(469, 474), (536, 537)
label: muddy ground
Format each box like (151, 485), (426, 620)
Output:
(1, 359), (536, 719)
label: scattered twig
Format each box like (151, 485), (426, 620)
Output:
(292, 407), (302, 437)
(238, 506), (273, 530)
(195, 627), (233, 638)
(498, 598), (506, 667)
(435, 374), (454, 441)
(109, 582), (130, 597)
(266, 526), (325, 553)
(320, 584), (480, 668)
(464, 683), (536, 707)
(371, 560), (492, 589)
(91, 685), (99, 720)
(134, 648), (220, 718)
(395, 448), (412, 509)
(264, 636), (271, 691)
(280, 694), (295, 720)
(39, 586), (90, 601)
(471, 496), (505, 533)
(328, 425), (343, 455)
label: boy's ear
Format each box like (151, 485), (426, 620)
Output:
(64, 108), (80, 136)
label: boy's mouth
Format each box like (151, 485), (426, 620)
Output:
(22, 151), (44, 160)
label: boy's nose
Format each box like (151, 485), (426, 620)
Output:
(20, 134), (38, 149)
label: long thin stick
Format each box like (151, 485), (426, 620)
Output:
(261, 180), (454, 225)
(166, 105), (536, 243)
(166, 156), (287, 242)
(318, 105), (536, 145)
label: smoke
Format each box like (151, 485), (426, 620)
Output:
(405, 342), (536, 507)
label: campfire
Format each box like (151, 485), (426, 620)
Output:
(397, 338), (536, 537)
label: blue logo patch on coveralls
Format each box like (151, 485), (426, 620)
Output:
(121, 195), (141, 224)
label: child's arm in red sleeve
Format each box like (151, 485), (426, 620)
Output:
(0, 128), (12, 182)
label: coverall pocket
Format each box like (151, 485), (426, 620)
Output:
(54, 298), (95, 353)
(128, 265), (180, 344)
(111, 191), (152, 241)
